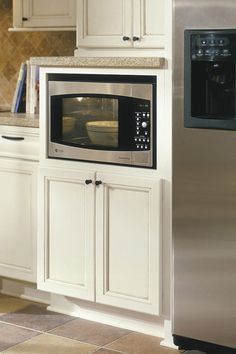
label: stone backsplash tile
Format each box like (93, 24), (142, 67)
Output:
(0, 0), (76, 110)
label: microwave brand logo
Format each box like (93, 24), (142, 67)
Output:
(55, 148), (64, 153)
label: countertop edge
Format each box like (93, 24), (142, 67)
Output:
(29, 56), (166, 69)
(0, 113), (39, 129)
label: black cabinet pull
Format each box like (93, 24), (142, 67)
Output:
(85, 179), (93, 185)
(22, 17), (28, 21)
(133, 36), (140, 41)
(95, 180), (102, 186)
(2, 135), (24, 141)
(123, 36), (130, 41)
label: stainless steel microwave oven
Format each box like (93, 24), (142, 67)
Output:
(48, 74), (156, 168)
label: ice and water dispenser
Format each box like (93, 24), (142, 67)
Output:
(184, 29), (236, 130)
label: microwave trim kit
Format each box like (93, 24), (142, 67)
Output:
(47, 74), (157, 168)
(184, 29), (236, 130)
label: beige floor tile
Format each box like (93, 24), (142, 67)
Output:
(106, 332), (180, 354)
(2, 333), (99, 354)
(0, 295), (31, 315)
(50, 318), (130, 346)
(0, 322), (38, 352)
(0, 304), (74, 332)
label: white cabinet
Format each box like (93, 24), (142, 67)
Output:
(11, 0), (76, 31)
(77, 0), (165, 49)
(38, 167), (162, 315)
(0, 126), (39, 283)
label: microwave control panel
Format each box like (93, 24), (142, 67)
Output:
(134, 102), (151, 151)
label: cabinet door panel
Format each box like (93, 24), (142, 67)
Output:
(96, 173), (162, 315)
(108, 187), (149, 299)
(0, 160), (37, 282)
(22, 0), (76, 28)
(133, 0), (165, 48)
(38, 168), (95, 301)
(77, 0), (132, 47)
(49, 180), (87, 285)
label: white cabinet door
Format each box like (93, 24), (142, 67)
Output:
(37, 167), (95, 301)
(18, 0), (76, 28)
(96, 173), (162, 315)
(133, 0), (165, 48)
(0, 159), (37, 282)
(76, 0), (165, 49)
(77, 0), (132, 48)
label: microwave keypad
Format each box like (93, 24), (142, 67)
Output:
(134, 111), (150, 150)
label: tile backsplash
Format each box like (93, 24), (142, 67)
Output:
(0, 0), (76, 110)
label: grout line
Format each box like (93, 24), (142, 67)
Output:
(91, 348), (129, 354)
(102, 331), (134, 349)
(46, 317), (77, 334)
(43, 331), (129, 354)
(38, 331), (101, 348)
(0, 320), (44, 334)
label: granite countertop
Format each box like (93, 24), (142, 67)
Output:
(30, 56), (166, 69)
(0, 112), (39, 128)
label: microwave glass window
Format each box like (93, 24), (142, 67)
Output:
(61, 97), (119, 148)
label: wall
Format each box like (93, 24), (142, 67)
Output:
(0, 0), (76, 110)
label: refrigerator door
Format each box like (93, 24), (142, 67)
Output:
(173, 0), (236, 351)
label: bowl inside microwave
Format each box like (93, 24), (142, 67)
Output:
(86, 121), (118, 147)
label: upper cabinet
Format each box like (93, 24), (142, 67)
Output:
(77, 0), (165, 49)
(11, 0), (76, 31)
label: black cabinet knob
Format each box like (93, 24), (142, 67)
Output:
(85, 179), (93, 185)
(22, 17), (28, 21)
(95, 180), (102, 186)
(133, 36), (140, 41)
(123, 36), (130, 41)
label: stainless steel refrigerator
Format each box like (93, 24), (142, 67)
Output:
(172, 1), (236, 353)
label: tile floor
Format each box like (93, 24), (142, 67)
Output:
(0, 294), (181, 354)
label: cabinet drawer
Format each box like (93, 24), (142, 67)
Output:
(0, 126), (39, 160)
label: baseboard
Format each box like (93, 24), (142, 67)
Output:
(48, 293), (165, 338)
(0, 278), (175, 348)
(161, 319), (178, 349)
(0, 278), (50, 305)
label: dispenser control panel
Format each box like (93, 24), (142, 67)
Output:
(190, 31), (236, 60)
